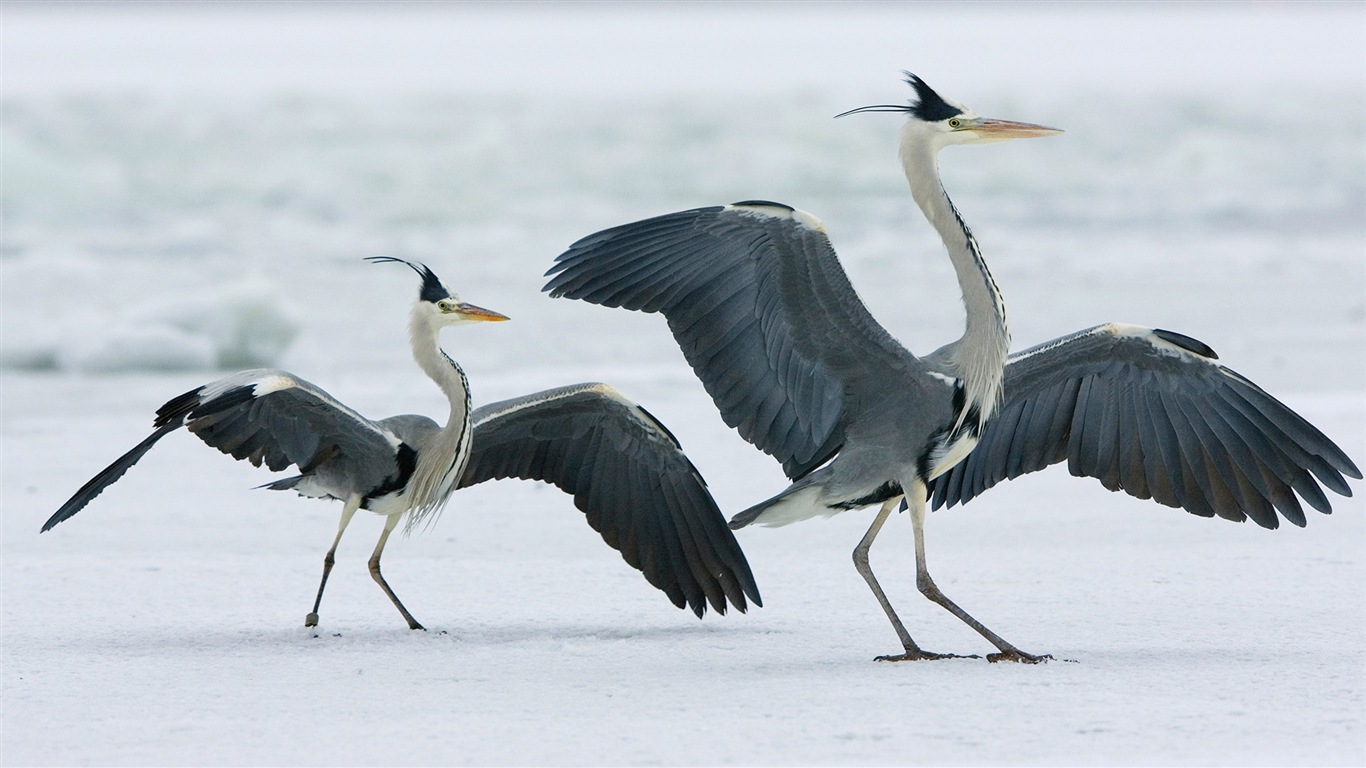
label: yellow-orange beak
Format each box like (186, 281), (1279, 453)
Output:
(456, 303), (510, 322)
(970, 118), (1063, 140)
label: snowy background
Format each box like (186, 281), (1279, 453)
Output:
(3, 2), (1363, 765)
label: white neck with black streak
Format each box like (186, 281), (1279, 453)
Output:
(402, 303), (474, 531)
(900, 132), (1010, 433)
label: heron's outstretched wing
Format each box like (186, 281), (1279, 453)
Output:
(458, 383), (762, 617)
(42, 369), (406, 532)
(545, 202), (911, 480)
(41, 421), (184, 531)
(929, 324), (1361, 528)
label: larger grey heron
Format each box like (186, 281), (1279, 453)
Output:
(43, 256), (759, 629)
(544, 73), (1361, 662)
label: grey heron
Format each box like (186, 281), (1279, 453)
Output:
(544, 73), (1361, 663)
(43, 256), (760, 629)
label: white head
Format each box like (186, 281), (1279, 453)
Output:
(366, 256), (510, 328)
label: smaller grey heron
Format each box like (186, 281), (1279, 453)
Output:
(43, 257), (760, 629)
(545, 74), (1360, 662)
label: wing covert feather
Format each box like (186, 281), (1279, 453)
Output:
(179, 370), (403, 498)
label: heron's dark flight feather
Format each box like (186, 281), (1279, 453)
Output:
(40, 422), (182, 531)
(546, 204), (925, 481)
(457, 383), (761, 617)
(929, 325), (1360, 528)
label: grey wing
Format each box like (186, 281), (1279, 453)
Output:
(929, 324), (1361, 528)
(458, 383), (762, 618)
(42, 421), (183, 531)
(42, 369), (407, 531)
(180, 370), (407, 497)
(545, 202), (912, 480)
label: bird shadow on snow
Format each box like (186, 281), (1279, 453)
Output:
(58, 617), (772, 654)
(27, 622), (735, 660)
(334, 618), (779, 647)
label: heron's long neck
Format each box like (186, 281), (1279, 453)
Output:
(902, 140), (1010, 428)
(404, 310), (473, 529)
(409, 313), (471, 428)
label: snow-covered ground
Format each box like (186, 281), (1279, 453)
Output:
(3, 3), (1363, 765)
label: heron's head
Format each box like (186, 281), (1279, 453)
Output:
(365, 256), (510, 327)
(837, 72), (1062, 151)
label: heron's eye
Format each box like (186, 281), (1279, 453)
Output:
(437, 300), (454, 312)
(948, 118), (962, 129)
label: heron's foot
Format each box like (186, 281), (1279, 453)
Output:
(407, 620), (426, 631)
(986, 650), (1052, 664)
(304, 612), (320, 628)
(875, 650), (982, 662)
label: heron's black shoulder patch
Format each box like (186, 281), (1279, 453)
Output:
(365, 442), (419, 503)
(916, 447), (935, 483)
(1152, 328), (1219, 360)
(905, 73), (962, 123)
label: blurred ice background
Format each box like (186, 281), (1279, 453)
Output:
(2, 2), (1363, 765)
(3, 2), (1362, 392)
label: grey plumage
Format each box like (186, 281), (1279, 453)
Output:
(44, 258), (758, 628)
(459, 382), (760, 615)
(548, 203), (854, 480)
(545, 73), (1359, 662)
(929, 323), (1359, 528)
(547, 200), (994, 529)
(42, 370), (412, 531)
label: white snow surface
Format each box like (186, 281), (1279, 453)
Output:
(3, 3), (1364, 766)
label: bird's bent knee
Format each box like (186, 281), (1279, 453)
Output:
(852, 546), (870, 568)
(916, 573), (941, 597)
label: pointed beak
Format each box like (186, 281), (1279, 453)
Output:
(970, 118), (1063, 140)
(455, 302), (510, 322)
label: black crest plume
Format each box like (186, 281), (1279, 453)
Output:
(904, 72), (963, 122)
(365, 256), (451, 303)
(832, 71), (966, 121)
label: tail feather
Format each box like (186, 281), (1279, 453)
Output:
(256, 475), (303, 492)
(729, 480), (832, 529)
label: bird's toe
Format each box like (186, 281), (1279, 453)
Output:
(986, 650), (1052, 664)
(875, 650), (982, 662)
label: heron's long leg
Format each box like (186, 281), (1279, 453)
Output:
(905, 479), (1049, 664)
(306, 498), (360, 627)
(854, 498), (976, 662)
(369, 513), (425, 631)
